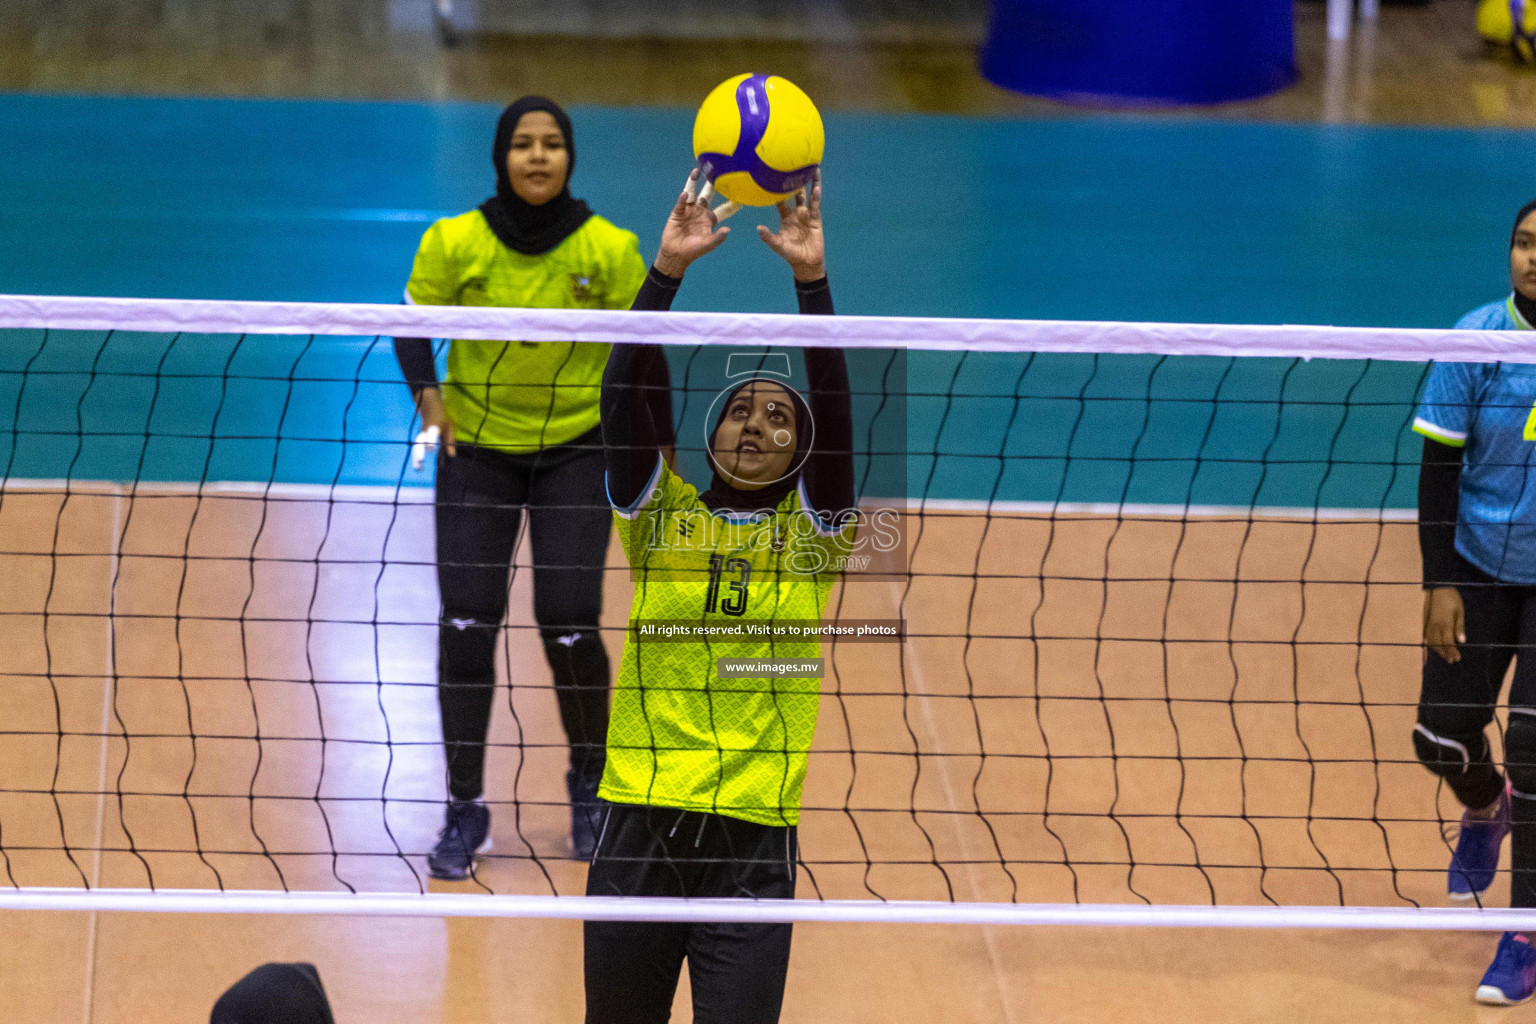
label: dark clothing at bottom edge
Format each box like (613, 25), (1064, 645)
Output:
(584, 802), (796, 1024)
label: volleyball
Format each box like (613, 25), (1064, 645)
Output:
(1478, 0), (1536, 62)
(692, 73), (825, 207)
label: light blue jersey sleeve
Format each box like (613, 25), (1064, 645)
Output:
(1413, 362), (1479, 448)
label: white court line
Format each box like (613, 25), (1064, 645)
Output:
(904, 498), (1416, 522)
(0, 480), (1414, 521)
(890, 575), (1021, 1024)
(80, 484), (122, 1024)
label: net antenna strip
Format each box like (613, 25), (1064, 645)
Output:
(3, 293), (1536, 363)
(0, 890), (1531, 931)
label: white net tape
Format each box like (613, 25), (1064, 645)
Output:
(2, 292), (1533, 361)
(0, 293), (1527, 928)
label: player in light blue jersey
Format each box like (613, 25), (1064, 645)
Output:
(1412, 198), (1536, 1005)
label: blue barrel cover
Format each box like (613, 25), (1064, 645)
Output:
(981, 0), (1297, 106)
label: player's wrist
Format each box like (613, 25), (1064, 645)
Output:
(654, 251), (691, 278)
(792, 261), (826, 282)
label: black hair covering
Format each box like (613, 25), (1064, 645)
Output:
(699, 377), (812, 513)
(478, 96), (593, 255)
(210, 963), (334, 1024)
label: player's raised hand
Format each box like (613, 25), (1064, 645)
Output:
(655, 168), (731, 277)
(759, 169), (824, 282)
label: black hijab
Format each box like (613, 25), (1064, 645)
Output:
(699, 377), (813, 514)
(1513, 199), (1536, 326)
(210, 963), (334, 1024)
(478, 96), (593, 255)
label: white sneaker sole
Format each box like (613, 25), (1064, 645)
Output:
(1476, 983), (1533, 1006)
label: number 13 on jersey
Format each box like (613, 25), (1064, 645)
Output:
(705, 554), (751, 615)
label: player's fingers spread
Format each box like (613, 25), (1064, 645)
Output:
(711, 200), (740, 223)
(698, 179), (714, 206)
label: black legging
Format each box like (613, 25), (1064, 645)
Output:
(1415, 568), (1536, 907)
(435, 430), (612, 802)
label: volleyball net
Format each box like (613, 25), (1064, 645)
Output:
(0, 293), (1526, 927)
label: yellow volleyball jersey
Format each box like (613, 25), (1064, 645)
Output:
(405, 210), (646, 452)
(602, 459), (856, 826)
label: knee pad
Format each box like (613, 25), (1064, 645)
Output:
(1413, 722), (1488, 780)
(1506, 711), (1536, 797)
(439, 611), (499, 684)
(543, 631), (611, 697)
(543, 631), (611, 769)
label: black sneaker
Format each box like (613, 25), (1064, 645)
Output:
(567, 766), (603, 860)
(427, 800), (491, 880)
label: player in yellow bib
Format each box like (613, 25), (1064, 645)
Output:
(585, 169), (855, 1024)
(393, 97), (670, 879)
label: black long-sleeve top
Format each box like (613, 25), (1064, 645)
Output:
(602, 266), (854, 519)
(1419, 435), (1469, 586)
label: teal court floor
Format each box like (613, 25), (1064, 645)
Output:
(7, 94), (1532, 508)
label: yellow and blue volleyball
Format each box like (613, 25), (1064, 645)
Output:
(1478, 0), (1536, 62)
(692, 73), (825, 207)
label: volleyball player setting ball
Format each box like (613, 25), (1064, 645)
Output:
(394, 96), (673, 879)
(587, 154), (855, 1020)
(1413, 199), (1536, 1004)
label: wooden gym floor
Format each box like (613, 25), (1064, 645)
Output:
(6, 0), (1536, 1019)
(0, 483), (1504, 1021)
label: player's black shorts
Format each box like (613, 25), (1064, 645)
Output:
(584, 802), (797, 1024)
